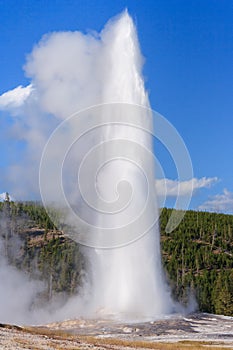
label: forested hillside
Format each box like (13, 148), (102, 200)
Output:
(0, 198), (232, 316)
(160, 208), (233, 315)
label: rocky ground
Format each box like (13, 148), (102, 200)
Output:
(0, 313), (233, 349)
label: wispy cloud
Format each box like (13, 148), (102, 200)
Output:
(155, 177), (218, 197)
(0, 193), (7, 202)
(0, 192), (14, 202)
(198, 189), (233, 213)
(0, 85), (32, 111)
(0, 83), (54, 200)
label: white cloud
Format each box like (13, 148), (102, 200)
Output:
(0, 83), (55, 200)
(198, 189), (233, 213)
(0, 193), (7, 201)
(0, 85), (32, 110)
(0, 192), (14, 202)
(155, 177), (218, 197)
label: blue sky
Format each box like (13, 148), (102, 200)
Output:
(0, 0), (232, 212)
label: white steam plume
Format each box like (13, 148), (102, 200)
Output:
(0, 11), (196, 324)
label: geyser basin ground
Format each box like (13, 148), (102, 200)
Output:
(46, 313), (233, 343)
(0, 313), (233, 349)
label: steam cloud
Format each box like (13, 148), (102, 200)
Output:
(0, 11), (198, 324)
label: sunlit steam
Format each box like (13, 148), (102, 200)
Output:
(0, 11), (196, 325)
(40, 12), (175, 320)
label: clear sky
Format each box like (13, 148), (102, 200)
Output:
(0, 0), (232, 212)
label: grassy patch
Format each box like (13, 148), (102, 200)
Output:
(21, 327), (233, 349)
(80, 336), (233, 349)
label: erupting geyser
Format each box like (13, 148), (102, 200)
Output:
(40, 11), (175, 321)
(85, 13), (174, 320)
